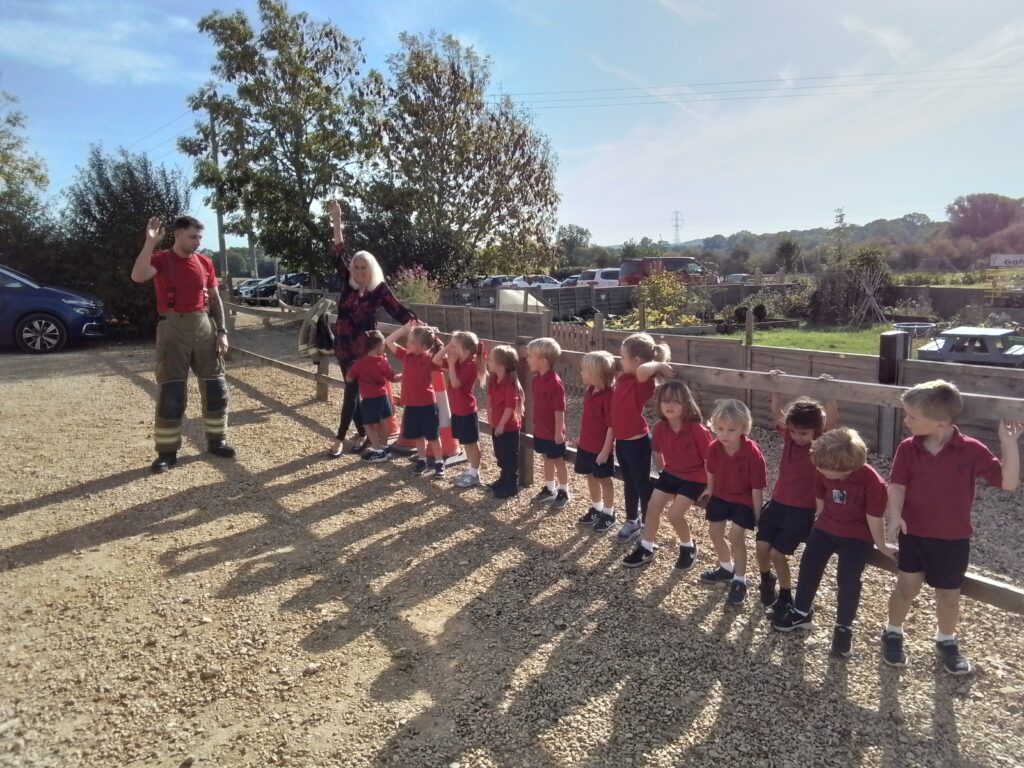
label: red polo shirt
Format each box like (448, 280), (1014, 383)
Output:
(814, 465), (887, 543)
(771, 425), (817, 509)
(488, 374), (521, 432)
(532, 370), (565, 441)
(705, 436), (768, 506)
(654, 420), (713, 483)
(394, 346), (439, 406)
(447, 358), (479, 417)
(610, 373), (655, 439)
(347, 354), (397, 399)
(151, 250), (216, 315)
(889, 429), (1002, 540)
(579, 386), (613, 453)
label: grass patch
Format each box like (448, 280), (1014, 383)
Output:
(723, 324), (930, 355)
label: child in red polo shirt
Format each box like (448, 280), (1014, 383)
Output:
(487, 345), (525, 499)
(700, 399), (768, 605)
(622, 381), (712, 571)
(527, 337), (570, 509)
(881, 380), (1022, 675)
(435, 331), (487, 488)
(605, 333), (674, 539)
(385, 321), (445, 479)
(772, 428), (890, 658)
(574, 351), (616, 529)
(345, 331), (399, 463)
(757, 373), (839, 619)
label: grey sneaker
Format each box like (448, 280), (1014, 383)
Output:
(881, 630), (907, 668)
(532, 487), (557, 505)
(725, 579), (748, 605)
(363, 449), (390, 463)
(550, 489), (570, 509)
(616, 518), (643, 543)
(453, 471), (480, 488)
(593, 512), (615, 533)
(935, 639), (972, 675)
(577, 507), (601, 527)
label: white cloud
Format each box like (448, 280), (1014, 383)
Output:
(0, 2), (204, 85)
(841, 15), (914, 59)
(656, 0), (716, 24)
(494, 0), (550, 28)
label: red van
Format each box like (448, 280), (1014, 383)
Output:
(617, 257), (718, 286)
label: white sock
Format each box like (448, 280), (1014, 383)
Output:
(720, 561), (734, 572)
(935, 632), (956, 643)
(467, 466), (479, 477)
(886, 624), (904, 635)
(545, 480), (556, 493)
(558, 483), (570, 494)
(678, 539), (694, 549)
(640, 539), (655, 551)
(733, 574), (746, 584)
(591, 501), (604, 511)
(604, 506), (615, 517)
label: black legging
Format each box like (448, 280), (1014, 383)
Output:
(336, 362), (365, 441)
(793, 529), (873, 627)
(616, 435), (653, 523)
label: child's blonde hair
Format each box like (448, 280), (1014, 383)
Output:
(582, 351), (615, 389)
(489, 344), (526, 417)
(901, 379), (962, 422)
(655, 380), (702, 423)
(810, 427), (868, 473)
(621, 332), (671, 364)
(527, 337), (561, 367)
(410, 324), (441, 352)
(710, 398), (752, 434)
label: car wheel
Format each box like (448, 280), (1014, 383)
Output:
(16, 313), (68, 354)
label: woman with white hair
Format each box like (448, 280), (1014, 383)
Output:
(327, 200), (418, 457)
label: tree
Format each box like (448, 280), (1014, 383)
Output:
(775, 237), (802, 273)
(620, 237), (661, 260)
(64, 146), (191, 331)
(828, 207), (852, 264)
(557, 224), (591, 258)
(369, 32), (559, 284)
(179, 0), (371, 277)
(946, 193), (1023, 239)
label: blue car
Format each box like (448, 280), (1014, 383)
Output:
(0, 264), (106, 353)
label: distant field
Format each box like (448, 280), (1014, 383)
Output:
(723, 324), (932, 355)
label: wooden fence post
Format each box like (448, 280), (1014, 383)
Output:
(516, 338), (534, 488)
(878, 330), (909, 457)
(594, 311), (605, 351)
(542, 309), (552, 338)
(639, 299), (647, 330)
(315, 356), (331, 401)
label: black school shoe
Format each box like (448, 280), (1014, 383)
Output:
(772, 605), (814, 632)
(493, 481), (520, 499)
(151, 453), (177, 473)
(622, 543), (656, 568)
(725, 580), (748, 605)
(935, 639), (972, 675)
(765, 593), (793, 622)
(699, 566), (734, 585)
(208, 440), (236, 458)
(412, 458), (430, 476)
(577, 507), (601, 527)
(831, 626), (853, 658)
(881, 630), (908, 668)
(675, 543), (698, 572)
(592, 512), (615, 533)
(758, 571), (778, 606)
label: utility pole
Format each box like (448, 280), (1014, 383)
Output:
(672, 210), (683, 244)
(208, 98), (229, 289)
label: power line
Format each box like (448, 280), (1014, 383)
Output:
(125, 109), (191, 149)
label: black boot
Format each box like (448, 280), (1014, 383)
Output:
(151, 453), (177, 473)
(208, 440), (236, 458)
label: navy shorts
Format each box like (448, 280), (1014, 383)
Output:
(653, 471), (705, 502)
(359, 395), (393, 426)
(705, 496), (757, 531)
(897, 533), (971, 590)
(401, 404), (440, 441)
(574, 448), (614, 478)
(533, 436), (567, 460)
(451, 413), (480, 444)
(756, 499), (815, 555)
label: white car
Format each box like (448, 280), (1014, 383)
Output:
(579, 268), (620, 288)
(510, 275), (562, 290)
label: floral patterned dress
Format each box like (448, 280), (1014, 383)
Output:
(332, 243), (417, 369)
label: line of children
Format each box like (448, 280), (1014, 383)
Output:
(574, 351), (617, 529)
(345, 330), (400, 463)
(526, 338), (571, 509)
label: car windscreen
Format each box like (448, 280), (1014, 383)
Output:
(0, 265), (40, 287)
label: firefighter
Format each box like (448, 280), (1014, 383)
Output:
(131, 215), (236, 472)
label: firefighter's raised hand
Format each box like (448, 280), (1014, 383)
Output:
(145, 217), (164, 245)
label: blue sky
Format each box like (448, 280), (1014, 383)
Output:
(3, 0), (1024, 248)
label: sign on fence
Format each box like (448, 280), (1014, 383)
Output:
(990, 253), (1024, 268)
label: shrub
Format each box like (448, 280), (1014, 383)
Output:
(607, 270), (711, 329)
(392, 264), (440, 304)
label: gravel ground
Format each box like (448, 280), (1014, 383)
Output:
(2, 325), (1024, 768)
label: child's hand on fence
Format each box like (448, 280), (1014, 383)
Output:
(768, 369), (785, 377)
(999, 420), (1024, 442)
(818, 373), (833, 381)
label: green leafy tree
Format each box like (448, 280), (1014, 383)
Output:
(64, 146), (191, 331)
(775, 237), (802, 273)
(828, 207), (852, 264)
(179, 0), (372, 277)
(557, 224), (591, 259)
(369, 32), (559, 284)
(946, 193), (1023, 239)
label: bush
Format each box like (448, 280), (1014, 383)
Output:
(895, 271), (946, 286)
(392, 264), (440, 304)
(607, 270), (711, 329)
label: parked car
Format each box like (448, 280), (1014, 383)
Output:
(618, 257), (718, 286)
(561, 274), (581, 287)
(478, 275), (511, 288)
(917, 327), (1024, 368)
(0, 264), (106, 353)
(724, 273), (753, 284)
(579, 268), (620, 288)
(277, 272), (315, 306)
(231, 278), (260, 297)
(510, 275), (562, 290)
(239, 275), (279, 306)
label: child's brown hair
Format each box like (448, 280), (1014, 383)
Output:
(621, 332), (671, 364)
(810, 427), (868, 473)
(655, 380), (702, 423)
(364, 330), (385, 354)
(784, 397), (827, 433)
(901, 379), (962, 422)
(410, 324), (442, 353)
(710, 398), (752, 434)
(451, 329), (487, 384)
(489, 344), (526, 418)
